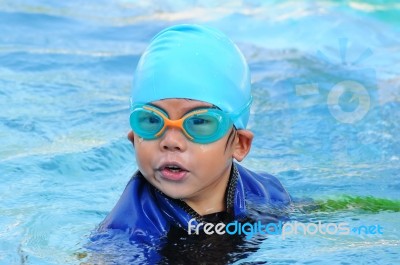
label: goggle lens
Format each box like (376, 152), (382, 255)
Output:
(131, 108), (164, 139)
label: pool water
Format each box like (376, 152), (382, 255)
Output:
(1, 0), (399, 264)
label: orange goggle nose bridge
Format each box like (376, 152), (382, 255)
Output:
(144, 105), (208, 140)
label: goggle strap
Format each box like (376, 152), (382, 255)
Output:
(228, 96), (253, 122)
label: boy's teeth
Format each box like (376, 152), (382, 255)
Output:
(166, 165), (182, 172)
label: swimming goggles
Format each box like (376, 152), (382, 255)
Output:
(130, 104), (234, 144)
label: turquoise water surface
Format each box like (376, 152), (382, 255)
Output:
(1, 0), (399, 264)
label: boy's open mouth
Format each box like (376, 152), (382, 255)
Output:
(158, 163), (189, 181)
(158, 162), (188, 172)
(164, 165), (184, 172)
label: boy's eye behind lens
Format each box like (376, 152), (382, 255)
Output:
(137, 112), (163, 129)
(191, 117), (210, 125)
(186, 116), (219, 136)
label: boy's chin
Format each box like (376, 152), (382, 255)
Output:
(158, 188), (194, 202)
(161, 190), (186, 200)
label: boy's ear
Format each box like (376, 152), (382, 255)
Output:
(127, 131), (135, 146)
(232, 129), (253, 162)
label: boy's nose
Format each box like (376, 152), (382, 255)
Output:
(159, 127), (188, 152)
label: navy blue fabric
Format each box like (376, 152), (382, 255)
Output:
(99, 163), (291, 241)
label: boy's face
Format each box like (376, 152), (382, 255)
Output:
(128, 98), (253, 214)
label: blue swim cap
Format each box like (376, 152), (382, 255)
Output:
(131, 24), (252, 129)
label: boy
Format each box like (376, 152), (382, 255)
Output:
(98, 24), (291, 243)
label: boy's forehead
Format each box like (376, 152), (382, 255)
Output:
(151, 98), (213, 113)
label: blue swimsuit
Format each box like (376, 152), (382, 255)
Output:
(98, 163), (292, 242)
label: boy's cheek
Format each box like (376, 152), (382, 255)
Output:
(134, 147), (154, 173)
